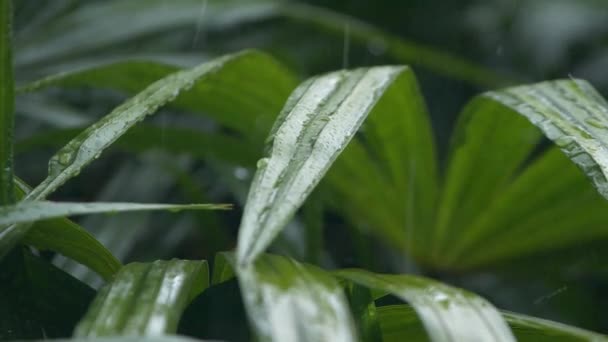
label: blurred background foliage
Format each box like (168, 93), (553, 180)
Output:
(9, 0), (608, 337)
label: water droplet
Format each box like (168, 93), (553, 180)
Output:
(256, 158), (269, 169)
(58, 151), (73, 166)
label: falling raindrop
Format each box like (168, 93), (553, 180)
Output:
(192, 0), (208, 48)
(342, 23), (350, 69)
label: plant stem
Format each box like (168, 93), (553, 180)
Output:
(0, 0), (15, 205)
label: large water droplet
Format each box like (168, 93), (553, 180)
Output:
(256, 158), (269, 169)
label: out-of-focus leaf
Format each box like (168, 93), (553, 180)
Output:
(0, 50), (272, 260)
(434, 79), (608, 269)
(0, 247), (95, 340)
(15, 124), (258, 166)
(14, 0), (281, 68)
(227, 253), (357, 342)
(18, 53), (297, 143)
(277, 2), (516, 87)
(74, 259), (208, 337)
(337, 269), (515, 341)
(377, 304), (607, 342)
(0, 200), (230, 226)
(0, 0), (15, 205)
(236, 65), (430, 266)
(14, 177), (121, 281)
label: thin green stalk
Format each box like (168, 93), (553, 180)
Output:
(0, 0), (15, 205)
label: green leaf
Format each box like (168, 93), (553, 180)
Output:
(0, 0), (15, 205)
(13, 177), (121, 281)
(0, 201), (230, 226)
(0, 247), (96, 340)
(227, 253), (358, 342)
(23, 52), (255, 201)
(434, 79), (608, 268)
(237, 65), (426, 266)
(1, 50), (275, 260)
(74, 259), (208, 337)
(377, 305), (607, 342)
(336, 269), (515, 341)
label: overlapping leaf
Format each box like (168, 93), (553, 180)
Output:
(223, 253), (358, 342)
(376, 304), (607, 342)
(1, 50), (281, 260)
(434, 79), (608, 269)
(74, 259), (208, 337)
(337, 269), (515, 342)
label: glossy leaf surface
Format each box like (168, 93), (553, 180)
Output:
(236, 66), (426, 266)
(74, 259), (208, 337)
(337, 269), (515, 342)
(0, 201), (229, 226)
(377, 304), (607, 342)
(229, 253), (357, 342)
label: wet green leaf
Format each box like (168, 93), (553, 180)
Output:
(236, 65), (424, 266)
(74, 259), (208, 337)
(337, 269), (515, 341)
(377, 304), (607, 342)
(229, 253), (358, 342)
(434, 79), (608, 269)
(0, 201), (230, 226)
(1, 50), (268, 260)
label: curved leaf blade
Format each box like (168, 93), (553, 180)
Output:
(225, 253), (357, 342)
(236, 66), (415, 266)
(337, 269), (515, 342)
(74, 259), (208, 337)
(0, 201), (230, 226)
(377, 305), (606, 342)
(435, 78), (608, 268)
(485, 79), (608, 199)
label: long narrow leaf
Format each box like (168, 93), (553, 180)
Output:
(434, 79), (608, 268)
(337, 269), (515, 342)
(74, 259), (208, 337)
(0, 201), (230, 226)
(0, 0), (14, 204)
(236, 66), (422, 266)
(14, 177), (121, 281)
